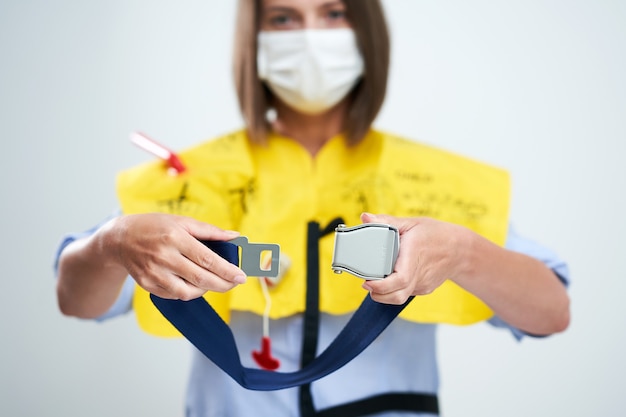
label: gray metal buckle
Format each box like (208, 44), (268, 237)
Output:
(229, 236), (280, 278)
(331, 223), (400, 280)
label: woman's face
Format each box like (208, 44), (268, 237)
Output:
(260, 0), (350, 31)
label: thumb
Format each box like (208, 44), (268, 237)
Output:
(360, 212), (384, 224)
(360, 212), (413, 233)
(183, 217), (240, 241)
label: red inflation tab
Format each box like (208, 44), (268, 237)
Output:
(129, 131), (186, 174)
(252, 336), (280, 371)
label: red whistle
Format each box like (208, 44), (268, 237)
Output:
(252, 336), (280, 371)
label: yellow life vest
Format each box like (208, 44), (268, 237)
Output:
(116, 130), (510, 337)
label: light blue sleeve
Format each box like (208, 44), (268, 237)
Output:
(53, 214), (134, 321)
(488, 224), (570, 340)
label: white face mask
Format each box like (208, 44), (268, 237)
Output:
(257, 28), (364, 115)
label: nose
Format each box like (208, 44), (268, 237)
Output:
(301, 13), (320, 30)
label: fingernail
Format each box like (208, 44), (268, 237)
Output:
(362, 282), (372, 291)
(234, 275), (247, 284)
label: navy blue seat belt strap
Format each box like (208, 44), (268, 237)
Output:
(150, 240), (414, 391)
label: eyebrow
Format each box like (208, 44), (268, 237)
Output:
(321, 1), (345, 8)
(263, 1), (345, 12)
(262, 6), (293, 13)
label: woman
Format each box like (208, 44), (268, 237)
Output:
(55, 0), (570, 415)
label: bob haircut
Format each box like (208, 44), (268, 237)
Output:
(233, 0), (390, 145)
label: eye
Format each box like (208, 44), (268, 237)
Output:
(261, 8), (300, 31)
(327, 9), (346, 21)
(323, 5), (349, 27)
(269, 14), (292, 26)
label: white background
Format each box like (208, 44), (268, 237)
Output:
(1, 1), (625, 416)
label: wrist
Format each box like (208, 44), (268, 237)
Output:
(449, 225), (480, 287)
(92, 216), (127, 272)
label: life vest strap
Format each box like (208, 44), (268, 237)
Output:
(316, 392), (439, 417)
(300, 218), (344, 416)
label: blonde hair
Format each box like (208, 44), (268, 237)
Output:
(233, 0), (390, 144)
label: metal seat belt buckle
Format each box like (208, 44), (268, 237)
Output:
(331, 223), (400, 280)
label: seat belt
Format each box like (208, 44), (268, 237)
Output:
(150, 239), (414, 391)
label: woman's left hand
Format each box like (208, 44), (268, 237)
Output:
(359, 212), (570, 335)
(359, 212), (471, 305)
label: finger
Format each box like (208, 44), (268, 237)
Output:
(363, 277), (413, 305)
(177, 258), (245, 293)
(363, 270), (410, 295)
(181, 238), (247, 286)
(135, 270), (206, 301)
(137, 259), (240, 300)
(158, 279), (206, 301)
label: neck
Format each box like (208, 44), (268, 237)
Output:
(271, 99), (349, 156)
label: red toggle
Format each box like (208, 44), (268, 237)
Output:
(129, 131), (186, 174)
(166, 153), (186, 174)
(252, 336), (280, 371)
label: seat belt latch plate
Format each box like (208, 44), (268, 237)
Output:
(229, 237), (280, 278)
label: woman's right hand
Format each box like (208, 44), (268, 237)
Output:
(103, 213), (247, 301)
